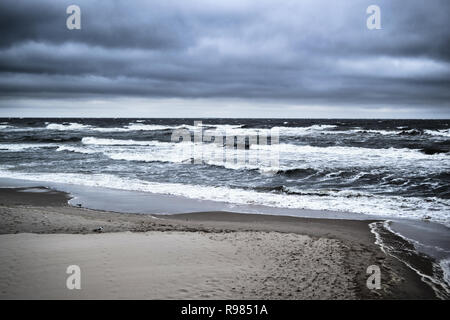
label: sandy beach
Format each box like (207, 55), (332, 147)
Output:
(0, 187), (438, 299)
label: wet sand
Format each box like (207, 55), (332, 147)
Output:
(0, 187), (437, 299)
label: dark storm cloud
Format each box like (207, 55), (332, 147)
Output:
(0, 0), (449, 114)
(0, 0), (192, 50)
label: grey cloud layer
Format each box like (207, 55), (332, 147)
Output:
(0, 0), (449, 111)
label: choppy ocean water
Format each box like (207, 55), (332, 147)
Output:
(0, 118), (449, 226)
(1, 117), (450, 297)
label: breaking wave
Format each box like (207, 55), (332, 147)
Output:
(0, 170), (448, 226)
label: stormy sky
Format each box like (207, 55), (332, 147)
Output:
(0, 0), (449, 118)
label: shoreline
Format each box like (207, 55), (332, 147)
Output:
(0, 176), (385, 220)
(0, 186), (442, 299)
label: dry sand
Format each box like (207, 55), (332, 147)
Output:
(0, 231), (356, 299)
(0, 187), (437, 299)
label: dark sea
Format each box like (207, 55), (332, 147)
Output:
(1, 117), (450, 297)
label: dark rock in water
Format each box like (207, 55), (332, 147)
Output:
(254, 185), (287, 193)
(420, 147), (447, 155)
(398, 129), (423, 136)
(276, 168), (317, 177)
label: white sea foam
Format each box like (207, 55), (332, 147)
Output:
(204, 124), (338, 137)
(104, 143), (194, 164)
(0, 170), (448, 226)
(209, 124), (245, 130)
(124, 123), (180, 131)
(356, 128), (450, 137)
(41, 123), (342, 136)
(425, 129), (450, 138)
(252, 143), (449, 171)
(60, 139), (280, 170)
(355, 129), (397, 135)
(46, 123), (91, 131)
(56, 145), (99, 154)
(440, 258), (450, 287)
(90, 123), (199, 132)
(253, 143), (445, 159)
(79, 140), (262, 169)
(87, 127), (131, 133)
(57, 139), (449, 175)
(60, 139), (198, 163)
(90, 123), (329, 135)
(81, 137), (165, 146)
(6, 122), (450, 138)
(42, 122), (195, 132)
(203, 124), (439, 138)
(0, 143), (54, 152)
